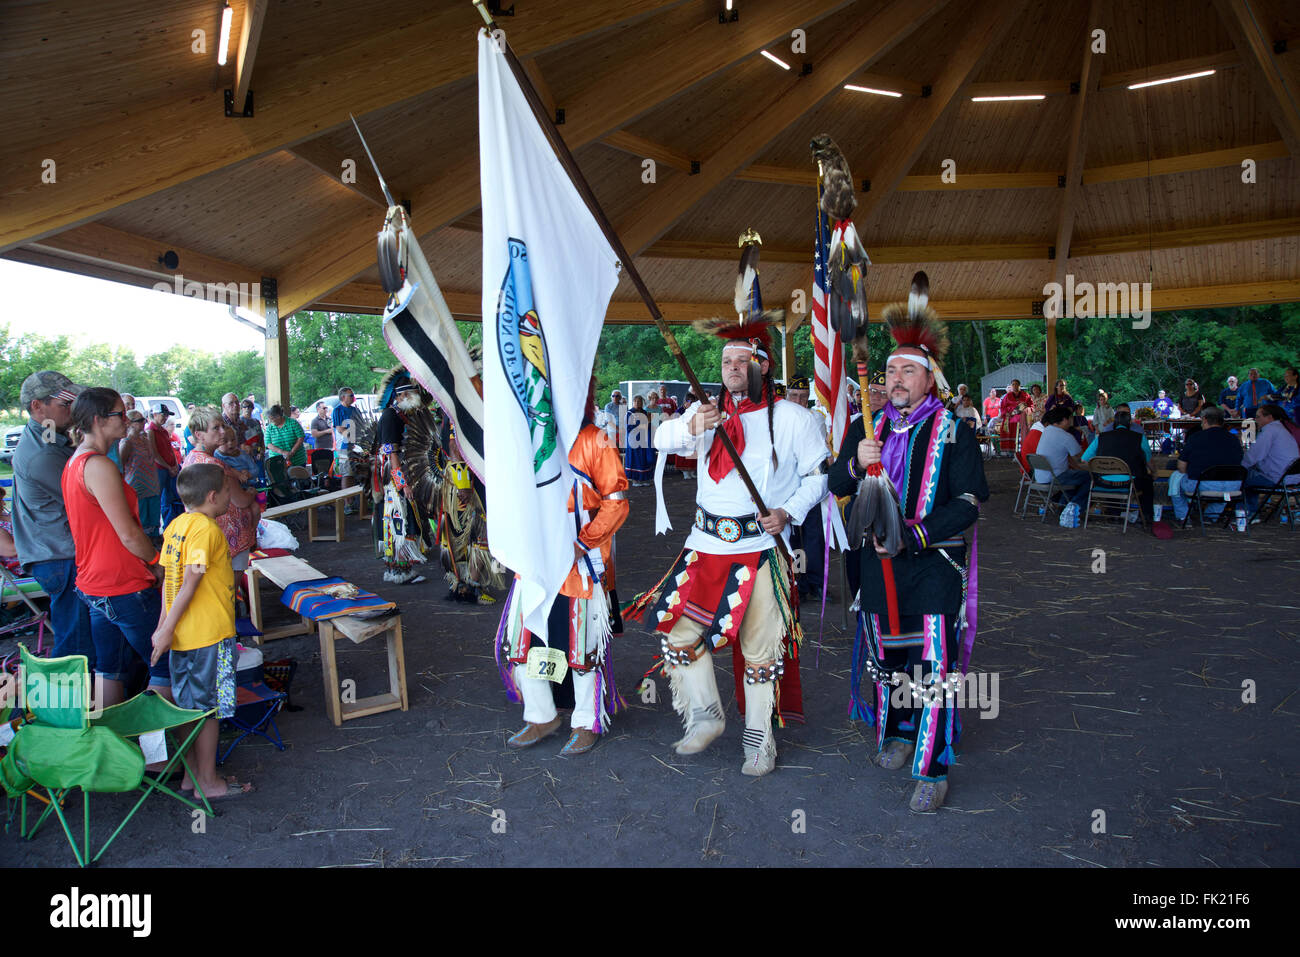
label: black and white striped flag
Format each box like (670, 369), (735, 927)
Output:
(381, 209), (486, 481)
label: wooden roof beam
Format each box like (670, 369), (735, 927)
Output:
(1210, 0), (1300, 158)
(1069, 216), (1300, 257)
(233, 0), (270, 108)
(1082, 140), (1289, 183)
(286, 141), (391, 209)
(648, 217), (1300, 264)
(0, 0), (687, 252)
(736, 139), (1288, 189)
(616, 0), (957, 257)
(1051, 0), (1104, 294)
(602, 132), (694, 173)
(274, 0), (859, 316)
(18, 222), (263, 290)
(853, 0), (1032, 223)
(1097, 49), (1242, 91)
(311, 279), (1300, 321)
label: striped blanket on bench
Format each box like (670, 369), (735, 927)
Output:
(280, 577), (396, 621)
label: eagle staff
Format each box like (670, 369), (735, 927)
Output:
(810, 133), (901, 633)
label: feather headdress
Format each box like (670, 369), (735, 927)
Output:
(694, 309), (784, 403)
(880, 271), (950, 396)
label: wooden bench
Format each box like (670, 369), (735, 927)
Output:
(243, 555), (407, 725)
(245, 555), (322, 642)
(261, 485), (370, 544)
(318, 613), (408, 725)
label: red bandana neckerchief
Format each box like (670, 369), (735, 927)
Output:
(706, 390), (777, 482)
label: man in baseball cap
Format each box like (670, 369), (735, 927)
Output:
(147, 404), (183, 526)
(11, 370), (92, 660)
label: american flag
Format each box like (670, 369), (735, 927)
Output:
(811, 182), (848, 454)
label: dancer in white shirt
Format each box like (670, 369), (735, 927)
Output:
(626, 315), (827, 775)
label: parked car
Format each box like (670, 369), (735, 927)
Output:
(0, 425), (24, 465)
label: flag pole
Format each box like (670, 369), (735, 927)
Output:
(473, 3), (791, 558)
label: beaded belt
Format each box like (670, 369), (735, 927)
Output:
(693, 507), (763, 544)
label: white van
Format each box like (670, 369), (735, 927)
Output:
(133, 395), (188, 432)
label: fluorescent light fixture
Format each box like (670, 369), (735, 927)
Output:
(1127, 69), (1215, 90)
(218, 2), (233, 67)
(761, 50), (791, 70)
(844, 83), (903, 98)
(971, 94), (1046, 102)
(726, 0), (733, 9)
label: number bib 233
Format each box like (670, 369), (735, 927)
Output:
(525, 646), (569, 684)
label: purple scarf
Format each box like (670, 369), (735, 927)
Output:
(878, 394), (944, 489)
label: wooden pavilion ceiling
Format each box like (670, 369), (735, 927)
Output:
(2, 0), (1298, 327)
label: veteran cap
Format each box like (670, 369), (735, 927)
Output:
(19, 371), (83, 409)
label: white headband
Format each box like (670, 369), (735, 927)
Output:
(886, 351), (931, 369)
(723, 340), (769, 361)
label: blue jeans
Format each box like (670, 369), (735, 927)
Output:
(1170, 477), (1240, 522)
(77, 587), (170, 686)
(158, 468), (183, 528)
(1054, 469), (1092, 506)
(27, 558), (94, 663)
(137, 494), (161, 536)
(1244, 467), (1279, 509)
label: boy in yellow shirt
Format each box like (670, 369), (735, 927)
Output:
(150, 463), (253, 800)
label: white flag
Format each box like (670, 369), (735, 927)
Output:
(478, 30), (621, 637)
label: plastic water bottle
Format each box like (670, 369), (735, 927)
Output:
(1235, 507), (1246, 532)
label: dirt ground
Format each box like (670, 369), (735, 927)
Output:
(6, 456), (1299, 868)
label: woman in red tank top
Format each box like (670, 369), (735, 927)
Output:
(63, 388), (171, 706)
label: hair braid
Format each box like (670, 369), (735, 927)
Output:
(767, 375), (778, 469)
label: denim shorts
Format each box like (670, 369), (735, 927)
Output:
(77, 587), (171, 686)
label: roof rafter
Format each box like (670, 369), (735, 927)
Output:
(287, 141), (391, 210)
(233, 0), (270, 108)
(1052, 0), (1105, 296)
(853, 0), (1033, 223)
(310, 278), (1300, 322)
(0, 0), (688, 252)
(732, 139), (1288, 189)
(273, 0), (859, 316)
(646, 217), (1300, 263)
(615, 0), (957, 256)
(1210, 0), (1300, 158)
(15, 222), (263, 289)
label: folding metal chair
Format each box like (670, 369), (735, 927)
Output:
(1181, 465), (1247, 535)
(1247, 457), (1300, 529)
(1084, 456), (1141, 533)
(1022, 453), (1061, 522)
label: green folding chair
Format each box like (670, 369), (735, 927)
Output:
(2, 644), (215, 866)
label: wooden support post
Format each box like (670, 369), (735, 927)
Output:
(261, 277), (289, 410)
(1046, 316), (1058, 389)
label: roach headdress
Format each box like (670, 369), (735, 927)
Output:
(880, 271), (950, 397)
(694, 309), (783, 404)
(695, 308), (786, 470)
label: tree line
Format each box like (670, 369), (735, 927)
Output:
(4, 302), (1295, 424)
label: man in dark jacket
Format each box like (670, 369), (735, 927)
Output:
(1081, 409), (1154, 519)
(828, 277), (989, 813)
